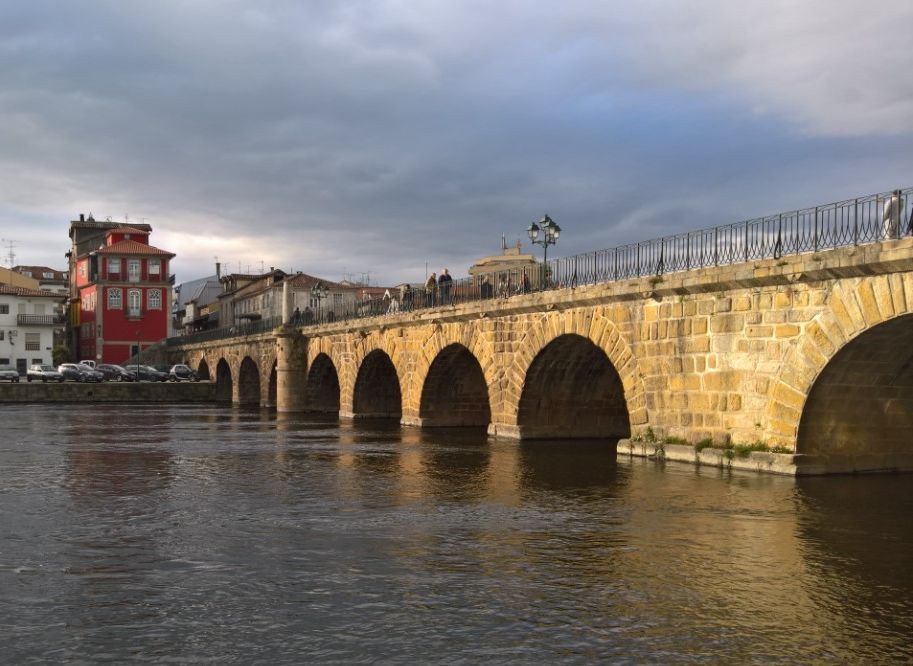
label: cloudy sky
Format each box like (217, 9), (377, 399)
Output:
(1, 0), (912, 284)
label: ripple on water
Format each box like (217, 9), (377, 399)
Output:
(0, 404), (911, 663)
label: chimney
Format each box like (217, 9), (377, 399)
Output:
(215, 261), (221, 278)
(80, 213), (85, 222)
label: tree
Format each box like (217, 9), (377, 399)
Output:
(52, 345), (71, 366)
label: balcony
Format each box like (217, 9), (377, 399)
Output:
(17, 314), (67, 326)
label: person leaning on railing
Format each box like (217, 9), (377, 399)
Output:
(882, 190), (904, 239)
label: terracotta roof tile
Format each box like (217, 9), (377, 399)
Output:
(94, 239), (175, 257)
(0, 284), (63, 298)
(108, 226), (150, 235)
(12, 265), (67, 280)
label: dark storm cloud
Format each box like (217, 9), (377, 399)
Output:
(1, 1), (912, 283)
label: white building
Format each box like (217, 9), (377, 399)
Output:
(0, 285), (64, 374)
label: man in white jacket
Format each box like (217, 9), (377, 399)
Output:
(882, 190), (904, 239)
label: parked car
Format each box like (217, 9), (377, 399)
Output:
(0, 364), (20, 382)
(97, 363), (133, 382)
(75, 363), (105, 382)
(79, 360), (97, 369)
(169, 364), (198, 382)
(58, 363), (89, 382)
(127, 365), (169, 382)
(27, 364), (64, 382)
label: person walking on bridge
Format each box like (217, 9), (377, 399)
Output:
(438, 268), (453, 305)
(425, 272), (437, 307)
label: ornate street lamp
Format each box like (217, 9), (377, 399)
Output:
(527, 214), (561, 288)
(311, 281), (328, 321)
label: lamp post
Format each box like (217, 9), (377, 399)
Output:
(527, 214), (561, 288)
(135, 330), (141, 381)
(310, 281), (328, 323)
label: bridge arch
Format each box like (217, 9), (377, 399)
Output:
(305, 353), (341, 414)
(516, 333), (631, 439)
(502, 309), (646, 438)
(215, 358), (232, 403)
(767, 275), (913, 467)
(353, 349), (402, 419)
(197, 358), (211, 382)
(238, 356), (261, 406)
(419, 343), (491, 428)
(796, 313), (913, 461)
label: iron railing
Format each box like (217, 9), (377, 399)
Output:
(17, 313), (67, 326)
(166, 186), (913, 345)
(167, 315), (282, 346)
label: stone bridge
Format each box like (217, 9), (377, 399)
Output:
(165, 238), (913, 475)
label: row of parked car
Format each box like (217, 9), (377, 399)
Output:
(0, 362), (199, 383)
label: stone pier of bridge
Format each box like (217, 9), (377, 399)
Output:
(167, 238), (913, 475)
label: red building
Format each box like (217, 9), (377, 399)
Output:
(70, 224), (175, 363)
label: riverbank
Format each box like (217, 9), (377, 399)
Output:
(618, 439), (913, 476)
(0, 381), (217, 403)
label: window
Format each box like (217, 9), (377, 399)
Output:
(108, 288), (122, 309)
(32, 358), (42, 365)
(108, 257), (120, 273)
(334, 293), (343, 306)
(0, 331), (4, 341)
(0, 358), (7, 364)
(128, 289), (141, 317)
(25, 332), (40, 351)
(148, 259), (160, 275)
(128, 259), (141, 282)
(21, 270), (32, 277)
(148, 289), (161, 309)
(79, 262), (86, 278)
(0, 304), (8, 314)
(33, 304), (45, 315)
(42, 272), (54, 279)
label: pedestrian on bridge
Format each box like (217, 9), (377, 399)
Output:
(480, 275), (493, 299)
(438, 268), (453, 305)
(425, 273), (437, 307)
(882, 190), (904, 239)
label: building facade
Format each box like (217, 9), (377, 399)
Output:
(13, 265), (69, 346)
(0, 284), (64, 373)
(218, 270), (372, 325)
(68, 220), (175, 363)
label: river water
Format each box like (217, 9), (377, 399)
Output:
(1, 404), (912, 664)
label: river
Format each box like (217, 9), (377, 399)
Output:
(1, 404), (911, 663)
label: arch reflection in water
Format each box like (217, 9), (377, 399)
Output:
(794, 476), (913, 661)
